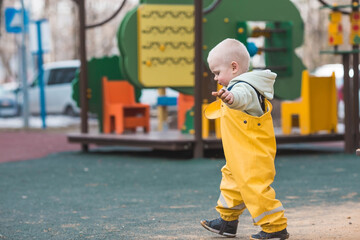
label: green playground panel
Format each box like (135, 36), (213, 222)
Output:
(181, 107), (195, 135)
(236, 22), (249, 48)
(265, 21), (305, 99)
(202, 0), (306, 100)
(264, 22), (293, 78)
(181, 106), (215, 135)
(117, 7), (140, 89)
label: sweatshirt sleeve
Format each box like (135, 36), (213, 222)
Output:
(225, 84), (253, 111)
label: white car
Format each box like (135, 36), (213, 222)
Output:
(28, 60), (80, 115)
(0, 86), (20, 117)
(312, 64), (344, 89)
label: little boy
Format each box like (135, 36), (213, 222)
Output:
(200, 38), (289, 240)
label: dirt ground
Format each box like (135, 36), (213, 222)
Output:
(140, 203), (360, 240)
(285, 203), (360, 240)
(155, 203), (360, 240)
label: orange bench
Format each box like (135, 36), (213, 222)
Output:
(102, 77), (150, 134)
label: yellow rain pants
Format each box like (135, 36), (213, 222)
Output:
(205, 99), (287, 233)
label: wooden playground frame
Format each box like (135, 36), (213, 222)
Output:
(68, 130), (344, 151)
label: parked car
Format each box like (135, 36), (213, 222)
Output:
(28, 60), (80, 115)
(0, 86), (20, 117)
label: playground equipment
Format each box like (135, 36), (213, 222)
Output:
(68, 0), (347, 156)
(177, 93), (195, 130)
(319, 0), (360, 153)
(180, 84), (222, 138)
(72, 56), (142, 132)
(102, 77), (150, 134)
(157, 93), (177, 131)
(281, 70), (337, 135)
(118, 0), (306, 100)
(117, 0), (306, 138)
(202, 103), (221, 139)
(179, 101), (221, 138)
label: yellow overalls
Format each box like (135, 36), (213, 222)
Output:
(205, 99), (287, 233)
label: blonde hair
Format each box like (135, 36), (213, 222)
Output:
(207, 38), (250, 74)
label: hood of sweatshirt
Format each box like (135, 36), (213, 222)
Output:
(228, 69), (277, 100)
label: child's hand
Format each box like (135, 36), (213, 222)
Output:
(212, 89), (234, 105)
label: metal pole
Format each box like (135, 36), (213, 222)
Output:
(157, 88), (167, 131)
(343, 53), (353, 153)
(36, 20), (46, 129)
(78, 0), (89, 152)
(194, 0), (204, 158)
(20, 0), (29, 129)
(352, 0), (360, 152)
(352, 48), (359, 152)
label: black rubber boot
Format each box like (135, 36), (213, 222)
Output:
(200, 217), (238, 238)
(250, 228), (289, 240)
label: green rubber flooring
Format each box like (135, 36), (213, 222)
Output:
(0, 148), (359, 239)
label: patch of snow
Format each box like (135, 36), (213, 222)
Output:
(0, 115), (97, 129)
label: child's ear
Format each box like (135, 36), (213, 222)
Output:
(231, 61), (239, 73)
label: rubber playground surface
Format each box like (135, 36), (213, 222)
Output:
(0, 144), (360, 239)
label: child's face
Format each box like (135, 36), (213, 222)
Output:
(208, 56), (234, 87)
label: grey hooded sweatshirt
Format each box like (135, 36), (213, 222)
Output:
(224, 69), (277, 117)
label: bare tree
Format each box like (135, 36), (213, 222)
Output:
(0, 0), (3, 37)
(0, 45), (15, 83)
(30, 0), (136, 61)
(0, 1), (20, 83)
(292, 0), (352, 70)
(71, 2), (80, 59)
(2, 0), (354, 84)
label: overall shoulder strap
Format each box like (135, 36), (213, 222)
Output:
(227, 81), (265, 111)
